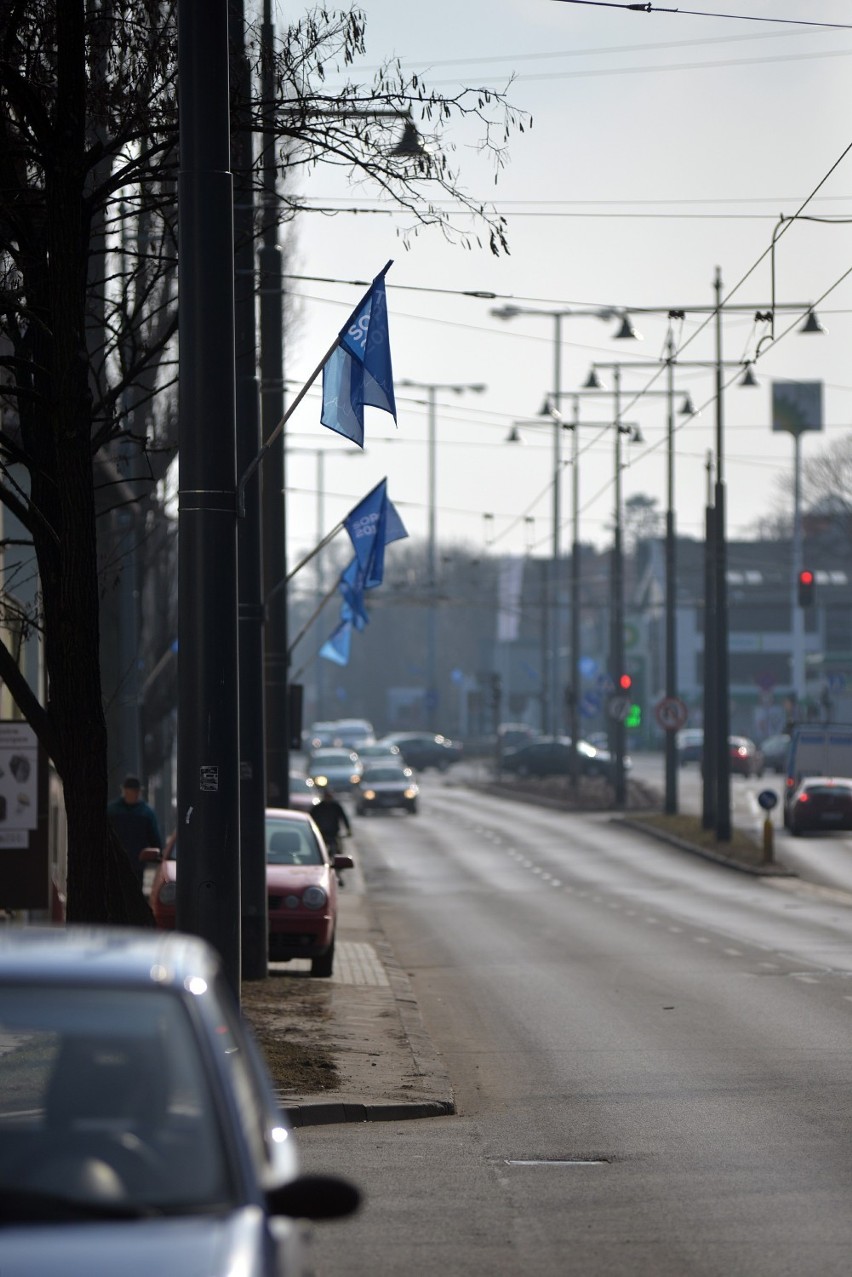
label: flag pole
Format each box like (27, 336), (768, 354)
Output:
(287, 581), (342, 660)
(265, 521), (346, 607)
(236, 261), (394, 515)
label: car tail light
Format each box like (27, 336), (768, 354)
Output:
(797, 793), (810, 804)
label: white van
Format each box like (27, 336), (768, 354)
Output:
(783, 724), (852, 827)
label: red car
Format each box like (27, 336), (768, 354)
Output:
(143, 809), (353, 977)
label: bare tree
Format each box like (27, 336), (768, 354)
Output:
(0, 1), (528, 921)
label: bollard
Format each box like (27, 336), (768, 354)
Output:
(763, 815), (774, 864)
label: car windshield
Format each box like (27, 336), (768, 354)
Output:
(266, 819), (324, 865)
(806, 784), (852, 798)
(311, 751), (354, 765)
(362, 767), (408, 782)
(0, 986), (233, 1214)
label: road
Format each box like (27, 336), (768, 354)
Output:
(298, 776), (852, 1276)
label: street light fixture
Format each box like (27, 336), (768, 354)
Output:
(397, 379), (487, 731)
(490, 302), (639, 734)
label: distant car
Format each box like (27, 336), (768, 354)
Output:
(144, 810), (353, 976)
(330, 718), (375, 750)
(700, 735), (764, 778)
(305, 720), (340, 750)
(380, 732), (462, 772)
(728, 736), (764, 777)
(0, 928), (358, 1272)
(306, 747), (363, 792)
(287, 773), (321, 811)
(354, 764), (419, 816)
(355, 742), (402, 764)
(501, 736), (628, 780)
(497, 723), (540, 753)
(760, 733), (791, 775)
(786, 776), (852, 836)
(676, 728), (704, 765)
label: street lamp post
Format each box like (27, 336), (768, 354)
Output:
(491, 303), (638, 735)
(600, 281), (826, 839)
(398, 380), (486, 731)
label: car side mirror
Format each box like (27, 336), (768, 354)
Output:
(268, 1172), (360, 1220)
(333, 854), (354, 872)
(139, 847), (163, 864)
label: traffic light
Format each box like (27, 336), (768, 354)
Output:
(797, 569), (815, 608)
(618, 673), (633, 692)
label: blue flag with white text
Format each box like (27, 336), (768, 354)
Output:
(343, 479), (408, 589)
(321, 263), (397, 447)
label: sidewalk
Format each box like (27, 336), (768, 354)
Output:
(274, 871), (455, 1129)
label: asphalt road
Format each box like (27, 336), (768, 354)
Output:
(298, 775), (852, 1276)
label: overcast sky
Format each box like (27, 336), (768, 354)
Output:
(271, 0), (852, 569)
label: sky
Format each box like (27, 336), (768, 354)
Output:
(268, 0), (852, 571)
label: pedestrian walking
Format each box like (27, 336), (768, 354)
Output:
(107, 775), (163, 884)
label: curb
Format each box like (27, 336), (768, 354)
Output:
(615, 816), (795, 877)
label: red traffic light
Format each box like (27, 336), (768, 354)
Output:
(797, 569), (815, 608)
(618, 673), (633, 692)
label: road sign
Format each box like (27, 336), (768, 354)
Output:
(654, 696), (688, 732)
(580, 691), (601, 719)
(757, 789), (778, 811)
(607, 693), (632, 723)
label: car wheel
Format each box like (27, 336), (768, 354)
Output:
(791, 820), (802, 837)
(311, 938), (335, 979)
(407, 802), (418, 815)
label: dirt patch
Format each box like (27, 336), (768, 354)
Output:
(627, 811), (768, 867)
(241, 973), (340, 1095)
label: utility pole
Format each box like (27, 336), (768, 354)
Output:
(176, 0), (241, 995)
(259, 0), (291, 810)
(231, 0), (268, 980)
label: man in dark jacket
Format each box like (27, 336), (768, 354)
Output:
(107, 775), (163, 884)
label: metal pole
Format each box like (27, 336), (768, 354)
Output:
(791, 432), (806, 706)
(259, 0), (290, 811)
(569, 395), (581, 787)
(552, 315), (563, 736)
(702, 454), (717, 830)
(427, 387), (438, 732)
(664, 335), (678, 814)
(612, 369), (627, 808)
(176, 0), (241, 994)
(231, 0), (267, 981)
(714, 267), (732, 842)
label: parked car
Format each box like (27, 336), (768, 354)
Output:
(676, 728), (704, 766)
(306, 747), (363, 792)
(501, 736), (628, 780)
(380, 732), (462, 771)
(144, 810), (353, 976)
(354, 764), (419, 816)
(760, 733), (791, 775)
(786, 776), (852, 836)
(0, 927), (358, 1272)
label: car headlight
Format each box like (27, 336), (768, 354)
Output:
(158, 881), (176, 906)
(302, 885), (328, 910)
(349, 773), (361, 784)
(314, 775), (328, 787)
(363, 789), (376, 800)
(404, 788), (417, 799)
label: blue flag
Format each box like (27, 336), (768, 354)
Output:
(321, 263), (397, 447)
(339, 558), (370, 631)
(319, 620), (353, 666)
(343, 479), (408, 590)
